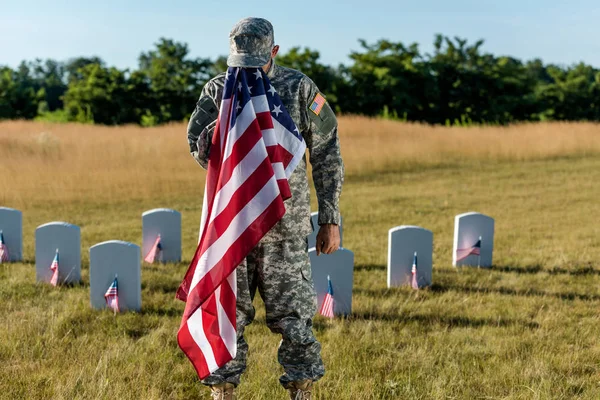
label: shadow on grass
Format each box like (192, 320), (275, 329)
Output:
(434, 264), (600, 276)
(496, 264), (600, 276)
(355, 263), (386, 271)
(347, 311), (540, 330)
(141, 305), (182, 318)
(142, 261), (190, 272)
(141, 280), (181, 294)
(353, 287), (410, 299)
(430, 283), (600, 302)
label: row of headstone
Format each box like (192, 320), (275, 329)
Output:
(0, 207), (182, 266)
(0, 207), (182, 313)
(2, 205), (493, 316)
(387, 212), (495, 289)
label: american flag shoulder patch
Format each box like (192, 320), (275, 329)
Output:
(309, 92), (327, 115)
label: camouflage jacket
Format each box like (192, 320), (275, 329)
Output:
(187, 62), (344, 242)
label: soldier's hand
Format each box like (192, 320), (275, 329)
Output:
(316, 224), (340, 256)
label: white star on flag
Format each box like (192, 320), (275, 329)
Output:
(238, 82), (243, 91)
(236, 101), (242, 111)
(248, 86), (253, 94)
(268, 85), (276, 96)
(272, 104), (282, 117)
(253, 70), (262, 79)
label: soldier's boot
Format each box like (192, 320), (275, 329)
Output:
(286, 379), (313, 400)
(210, 383), (236, 400)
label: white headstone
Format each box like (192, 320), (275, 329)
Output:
(90, 241), (141, 312)
(142, 208), (181, 263)
(35, 222), (81, 284)
(453, 212), (495, 268)
(387, 226), (433, 288)
(309, 248), (354, 316)
(0, 207), (23, 262)
(308, 211), (343, 249)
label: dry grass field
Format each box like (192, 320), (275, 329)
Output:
(1, 117), (600, 399)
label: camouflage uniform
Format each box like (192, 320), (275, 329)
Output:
(186, 17), (344, 388)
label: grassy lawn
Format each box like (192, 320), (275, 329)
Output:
(1, 120), (600, 399)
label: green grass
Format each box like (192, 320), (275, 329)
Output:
(2, 155), (600, 399)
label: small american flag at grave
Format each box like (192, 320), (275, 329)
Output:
(104, 276), (119, 313)
(50, 249), (59, 286)
(456, 236), (482, 262)
(144, 234), (163, 263)
(0, 231), (9, 263)
(320, 275), (335, 318)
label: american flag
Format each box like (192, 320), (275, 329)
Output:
(49, 249), (59, 287)
(0, 230), (9, 263)
(309, 93), (327, 115)
(411, 251), (419, 290)
(104, 277), (119, 313)
(320, 275), (335, 318)
(176, 67), (306, 379)
(456, 236), (482, 262)
(144, 234), (163, 263)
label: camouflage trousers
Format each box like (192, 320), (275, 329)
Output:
(201, 237), (325, 387)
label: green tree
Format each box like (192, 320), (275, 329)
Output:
(277, 47), (348, 111)
(63, 63), (139, 124)
(345, 39), (428, 119)
(138, 38), (212, 123)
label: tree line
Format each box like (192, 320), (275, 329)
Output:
(1, 35), (599, 126)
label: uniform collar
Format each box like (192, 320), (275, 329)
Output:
(266, 60), (278, 78)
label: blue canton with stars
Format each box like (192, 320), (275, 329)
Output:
(223, 67), (302, 140)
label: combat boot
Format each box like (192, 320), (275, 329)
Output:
(286, 379), (313, 400)
(210, 383), (236, 400)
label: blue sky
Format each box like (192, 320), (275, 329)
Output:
(1, 0), (599, 69)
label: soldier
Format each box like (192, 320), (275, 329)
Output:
(186, 17), (344, 400)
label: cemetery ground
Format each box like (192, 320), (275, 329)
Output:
(1, 118), (600, 400)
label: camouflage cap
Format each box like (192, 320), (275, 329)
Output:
(228, 17), (274, 68)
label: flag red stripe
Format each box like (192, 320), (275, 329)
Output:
(201, 294), (233, 367)
(178, 319), (211, 379)
(255, 111), (274, 129)
(216, 121), (264, 193)
(220, 278), (237, 326)
(187, 160), (276, 292)
(214, 109), (273, 197)
(208, 158), (275, 240)
(277, 179), (292, 199)
(177, 119), (227, 302)
(267, 144), (294, 168)
(183, 195), (285, 319)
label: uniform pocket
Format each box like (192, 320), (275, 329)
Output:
(299, 237), (312, 282)
(300, 259), (312, 282)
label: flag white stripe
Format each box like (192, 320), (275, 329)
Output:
(272, 118), (301, 155)
(272, 162), (285, 181)
(272, 119), (307, 178)
(189, 175), (280, 291)
(222, 95), (276, 161)
(218, 98), (233, 149)
(198, 188), (209, 243)
(217, 274), (237, 358)
(262, 128), (277, 147)
(251, 96), (269, 113)
(210, 139), (269, 224)
(222, 100), (255, 160)
(187, 305), (220, 373)
(263, 119), (306, 177)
